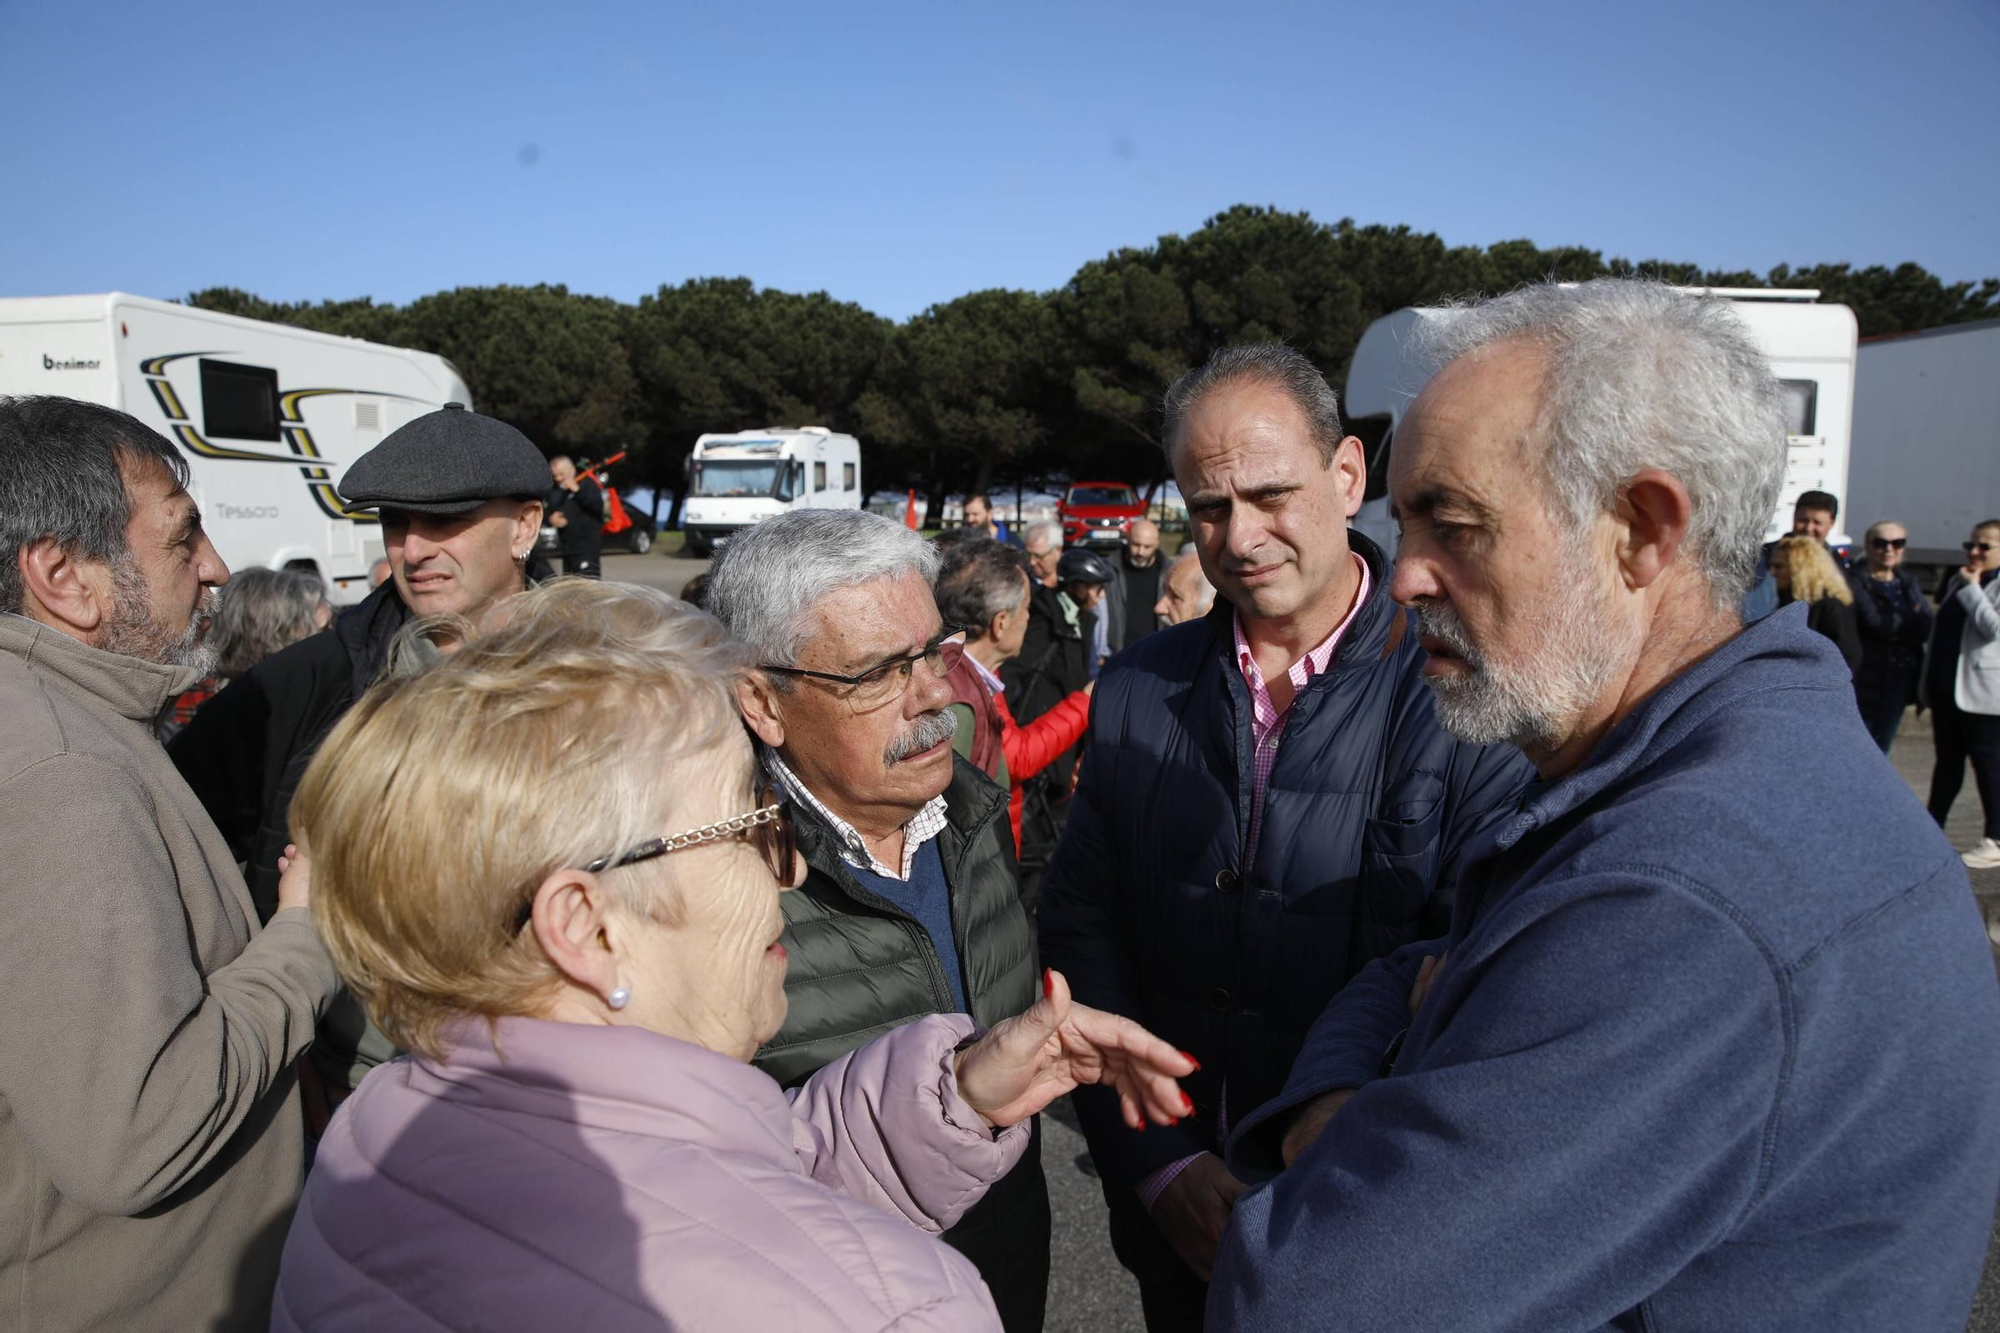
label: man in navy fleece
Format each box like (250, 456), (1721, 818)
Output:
(1210, 280), (2000, 1332)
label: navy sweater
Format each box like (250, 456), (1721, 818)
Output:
(1213, 603), (2000, 1332)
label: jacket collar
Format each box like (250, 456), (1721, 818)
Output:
(419, 1015), (804, 1170)
(0, 612), (197, 722)
(792, 753), (1008, 889)
(333, 579), (416, 698)
(1198, 529), (1401, 687)
(1493, 602), (1839, 851)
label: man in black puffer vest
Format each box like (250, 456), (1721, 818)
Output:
(711, 509), (1047, 1333)
(1040, 346), (1536, 1332)
(171, 402), (551, 1107)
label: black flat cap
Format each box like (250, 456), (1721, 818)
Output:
(338, 403), (549, 515)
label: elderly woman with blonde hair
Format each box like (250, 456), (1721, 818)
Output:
(270, 581), (1193, 1332)
(1770, 534), (1862, 676)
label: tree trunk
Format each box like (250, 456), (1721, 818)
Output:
(924, 478), (949, 531)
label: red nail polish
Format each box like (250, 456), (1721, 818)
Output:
(1179, 1050), (1202, 1072)
(1181, 1091), (1195, 1114)
(1135, 1117), (1146, 1132)
(1043, 968), (1054, 1000)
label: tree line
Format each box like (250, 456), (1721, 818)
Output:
(187, 205), (2000, 525)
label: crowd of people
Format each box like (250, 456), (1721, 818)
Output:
(1, 277), (1997, 1332)
(1745, 488), (2000, 868)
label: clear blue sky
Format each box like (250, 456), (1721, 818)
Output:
(4, 0), (1994, 321)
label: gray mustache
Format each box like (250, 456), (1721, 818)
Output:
(885, 710), (957, 765)
(1413, 600), (1482, 667)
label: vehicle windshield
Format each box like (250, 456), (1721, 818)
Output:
(694, 460), (782, 497)
(1067, 485), (1138, 507)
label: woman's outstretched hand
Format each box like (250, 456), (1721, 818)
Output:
(953, 969), (1197, 1130)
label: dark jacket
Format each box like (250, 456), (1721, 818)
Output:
(1214, 604), (2000, 1333)
(754, 754), (1036, 1088)
(1783, 591), (1862, 676)
(1847, 565), (1933, 701)
(545, 477), (605, 557)
(171, 578), (416, 917)
(1039, 533), (1535, 1193)
(1000, 582), (1092, 731)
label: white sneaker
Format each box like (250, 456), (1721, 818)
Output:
(1963, 837), (2000, 870)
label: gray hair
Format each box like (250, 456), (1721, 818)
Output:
(1161, 343), (1345, 467)
(1418, 280), (1785, 612)
(1021, 520), (1063, 552)
(0, 396), (191, 615)
(1168, 550), (1217, 616)
(707, 509), (941, 670)
(210, 567), (330, 679)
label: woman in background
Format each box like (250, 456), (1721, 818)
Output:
(1771, 535), (1861, 677)
(1847, 520), (1934, 751)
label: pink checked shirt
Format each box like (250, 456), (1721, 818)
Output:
(1136, 551), (1372, 1211)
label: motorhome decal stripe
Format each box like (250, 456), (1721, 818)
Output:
(279, 387), (430, 421)
(148, 379), (187, 422)
(309, 483), (378, 524)
(172, 424), (315, 465)
(139, 351), (222, 375)
(284, 426), (324, 460)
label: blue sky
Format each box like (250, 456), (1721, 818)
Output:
(4, 0), (1994, 321)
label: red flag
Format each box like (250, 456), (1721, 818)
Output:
(904, 489), (920, 530)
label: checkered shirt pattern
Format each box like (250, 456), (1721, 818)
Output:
(765, 749), (949, 881)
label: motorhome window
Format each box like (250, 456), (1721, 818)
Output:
(843, 462), (857, 491)
(814, 462), (827, 492)
(1066, 485), (1138, 506)
(1777, 380), (1818, 436)
(1349, 415), (1394, 503)
(692, 460), (783, 497)
(200, 359), (281, 441)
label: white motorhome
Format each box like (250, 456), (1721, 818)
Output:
(1845, 318), (2000, 569)
(681, 427), (863, 556)
(0, 293), (472, 603)
(1344, 289), (1859, 555)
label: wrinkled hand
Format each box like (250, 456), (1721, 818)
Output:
(276, 841), (312, 912)
(1280, 1087), (1356, 1168)
(1151, 1152), (1246, 1281)
(954, 969), (1196, 1131)
(550, 512), (569, 528)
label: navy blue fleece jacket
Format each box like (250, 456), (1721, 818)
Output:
(1211, 603), (2000, 1332)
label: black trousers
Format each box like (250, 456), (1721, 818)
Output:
(941, 1120), (1050, 1332)
(1929, 699), (2000, 839)
(558, 551), (601, 579)
(1855, 668), (1918, 753)
(1105, 1181), (1210, 1332)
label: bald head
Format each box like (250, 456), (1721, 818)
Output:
(1125, 518), (1160, 568)
(1155, 550), (1216, 625)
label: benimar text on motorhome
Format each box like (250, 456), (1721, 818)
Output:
(0, 293), (473, 603)
(1342, 288), (1859, 555)
(680, 427), (863, 556)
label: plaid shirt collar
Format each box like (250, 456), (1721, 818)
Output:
(765, 749), (949, 881)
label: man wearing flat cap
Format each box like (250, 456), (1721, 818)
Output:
(172, 403), (550, 1117)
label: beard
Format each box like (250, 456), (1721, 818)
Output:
(99, 553), (219, 677)
(1412, 551), (1629, 752)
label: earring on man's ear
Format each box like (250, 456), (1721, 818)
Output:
(607, 986), (631, 1011)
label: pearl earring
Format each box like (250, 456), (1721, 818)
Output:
(607, 986), (630, 1011)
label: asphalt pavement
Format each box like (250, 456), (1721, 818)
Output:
(605, 549), (2000, 1331)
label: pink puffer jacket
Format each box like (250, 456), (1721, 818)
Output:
(272, 1013), (1026, 1331)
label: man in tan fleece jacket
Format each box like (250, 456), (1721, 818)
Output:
(0, 396), (340, 1332)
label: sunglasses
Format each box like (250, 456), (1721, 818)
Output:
(1967, 542), (1994, 556)
(1870, 537), (1907, 550)
(512, 786), (798, 933)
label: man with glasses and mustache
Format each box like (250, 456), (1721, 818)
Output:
(1207, 283), (2000, 1331)
(0, 396), (340, 1330)
(710, 509), (1050, 1333)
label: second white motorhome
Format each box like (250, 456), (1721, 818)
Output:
(1343, 289), (1860, 556)
(681, 427), (864, 556)
(0, 293), (472, 603)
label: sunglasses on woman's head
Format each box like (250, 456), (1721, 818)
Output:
(1870, 537), (1906, 550)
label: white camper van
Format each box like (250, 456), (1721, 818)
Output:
(681, 427), (863, 556)
(0, 293), (473, 603)
(1344, 289), (1859, 556)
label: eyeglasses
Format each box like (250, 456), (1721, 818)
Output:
(761, 630), (967, 715)
(1967, 542), (1994, 556)
(513, 787), (797, 933)
(1870, 537), (1907, 550)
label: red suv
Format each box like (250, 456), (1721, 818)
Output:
(1060, 481), (1145, 548)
